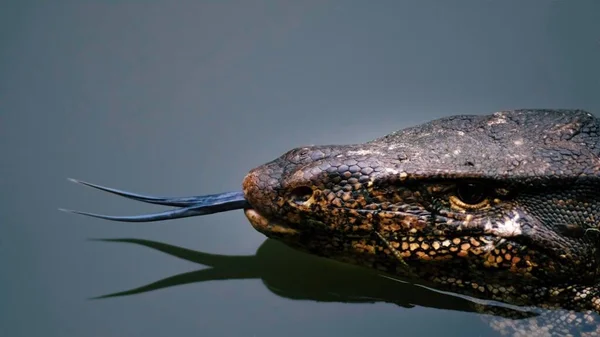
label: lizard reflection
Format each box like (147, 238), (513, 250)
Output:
(94, 238), (600, 335)
(93, 238), (533, 316)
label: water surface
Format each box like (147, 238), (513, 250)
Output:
(2, 1), (600, 336)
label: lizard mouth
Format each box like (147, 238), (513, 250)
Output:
(244, 209), (299, 236)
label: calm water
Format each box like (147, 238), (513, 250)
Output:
(2, 1), (600, 336)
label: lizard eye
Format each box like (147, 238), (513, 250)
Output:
(457, 183), (485, 204)
(449, 183), (489, 210)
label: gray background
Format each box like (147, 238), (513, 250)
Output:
(2, 1), (599, 337)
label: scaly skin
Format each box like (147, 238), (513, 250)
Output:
(242, 109), (600, 335)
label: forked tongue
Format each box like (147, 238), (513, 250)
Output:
(60, 178), (249, 222)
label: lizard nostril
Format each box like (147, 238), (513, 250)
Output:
(289, 186), (313, 205)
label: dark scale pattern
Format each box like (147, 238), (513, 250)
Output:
(242, 109), (600, 335)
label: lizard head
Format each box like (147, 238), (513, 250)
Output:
(64, 109), (600, 303)
(242, 109), (600, 289)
